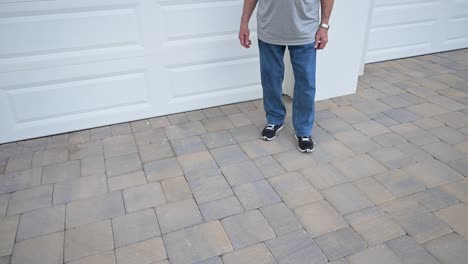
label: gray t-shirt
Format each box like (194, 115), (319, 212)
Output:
(257, 0), (320, 45)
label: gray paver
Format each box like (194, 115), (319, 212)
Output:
(177, 151), (219, 177)
(233, 180), (281, 210)
(434, 203), (468, 240)
(240, 139), (285, 159)
(69, 130), (90, 145)
(111, 123), (132, 135)
(375, 169), (426, 197)
(164, 121), (207, 140)
(53, 174), (108, 204)
(410, 187), (458, 211)
(222, 160), (264, 186)
(223, 243), (277, 264)
(420, 141), (463, 162)
(322, 183), (373, 215)
(7, 185), (52, 215)
(301, 163), (348, 190)
(221, 210), (275, 249)
(429, 125), (467, 144)
(332, 154), (387, 181)
(396, 212), (452, 243)
(17, 205), (65, 241)
(188, 175), (233, 204)
(171, 136), (207, 156)
(386, 235), (440, 264)
(260, 202), (302, 236)
(345, 207), (404, 246)
(334, 130), (381, 154)
(199, 196), (244, 221)
(227, 113), (251, 128)
(90, 126), (111, 140)
(0, 168), (42, 195)
(439, 178), (468, 204)
(156, 198), (203, 234)
(266, 229), (327, 264)
(108, 170), (147, 191)
(69, 141), (103, 160)
(5, 152), (33, 173)
(229, 124), (259, 143)
(353, 177), (395, 205)
(315, 227), (367, 261)
(144, 157), (183, 182)
(115, 237), (167, 264)
(11, 232), (63, 264)
(346, 244), (403, 264)
(123, 182), (166, 213)
(161, 176), (192, 202)
(81, 155), (105, 177)
(403, 160), (463, 188)
(423, 233), (468, 264)
(67, 251), (116, 264)
(32, 147), (68, 167)
(0, 194), (8, 216)
(112, 208), (160, 247)
(293, 200), (348, 238)
(269, 172), (322, 208)
(103, 134), (138, 158)
(369, 147), (412, 170)
(202, 117), (234, 132)
(372, 133), (408, 147)
(105, 153), (142, 177)
(64, 220), (114, 262)
(163, 221), (233, 264)
(150, 117), (170, 129)
(254, 156), (286, 178)
(137, 141), (173, 163)
(273, 150), (317, 171)
(211, 145), (249, 166)
(0, 215), (19, 256)
(66, 191), (125, 228)
(201, 130), (236, 149)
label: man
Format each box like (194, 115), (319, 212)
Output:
(239, 0), (334, 153)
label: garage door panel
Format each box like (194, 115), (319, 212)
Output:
(0, 0), (160, 72)
(161, 0), (253, 40)
(368, 23), (434, 52)
(367, 0), (468, 62)
(0, 56), (159, 134)
(167, 58), (259, 99)
(161, 36), (258, 67)
(7, 71), (148, 123)
(370, 2), (439, 27)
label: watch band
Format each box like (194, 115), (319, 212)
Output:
(320, 23), (330, 30)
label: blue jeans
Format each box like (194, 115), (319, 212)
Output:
(258, 39), (317, 137)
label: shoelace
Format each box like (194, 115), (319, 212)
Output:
(266, 124), (276, 130)
(300, 137), (311, 141)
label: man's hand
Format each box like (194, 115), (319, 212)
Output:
(314, 28), (328, 50)
(239, 24), (252, 48)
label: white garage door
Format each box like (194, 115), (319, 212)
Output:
(366, 0), (468, 63)
(0, 0), (261, 143)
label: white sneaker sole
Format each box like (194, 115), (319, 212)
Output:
(261, 125), (283, 141)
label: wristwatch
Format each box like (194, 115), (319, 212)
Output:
(320, 23), (330, 30)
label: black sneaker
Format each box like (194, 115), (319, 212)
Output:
(297, 136), (314, 153)
(261, 124), (283, 141)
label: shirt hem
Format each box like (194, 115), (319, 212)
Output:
(257, 34), (315, 46)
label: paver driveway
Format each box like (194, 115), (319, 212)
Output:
(1, 49), (468, 264)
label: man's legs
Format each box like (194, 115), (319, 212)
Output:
(258, 39), (287, 126)
(288, 43), (317, 137)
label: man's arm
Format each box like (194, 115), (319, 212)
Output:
(239, 0), (258, 48)
(315, 0), (334, 50)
